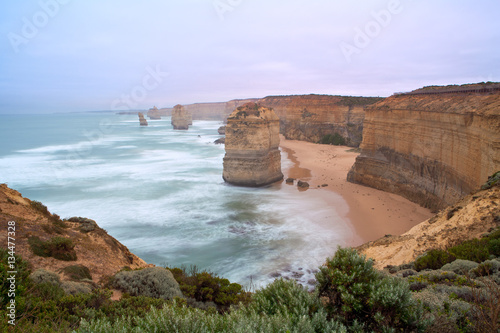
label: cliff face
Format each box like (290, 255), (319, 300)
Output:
(357, 183), (500, 270)
(183, 99), (259, 120)
(0, 184), (148, 282)
(223, 103), (283, 186)
(348, 87), (500, 211)
(171, 104), (191, 130)
(257, 95), (382, 147)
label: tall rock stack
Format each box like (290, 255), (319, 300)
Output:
(138, 112), (148, 126)
(223, 103), (283, 186)
(171, 104), (191, 130)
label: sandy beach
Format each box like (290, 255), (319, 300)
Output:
(279, 136), (434, 246)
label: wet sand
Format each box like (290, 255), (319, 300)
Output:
(279, 136), (434, 245)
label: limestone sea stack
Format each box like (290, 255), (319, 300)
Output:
(138, 112), (148, 126)
(223, 103), (283, 186)
(171, 104), (191, 130)
(147, 106), (161, 119)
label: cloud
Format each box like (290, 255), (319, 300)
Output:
(0, 0), (499, 113)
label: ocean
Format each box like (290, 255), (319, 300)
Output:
(0, 113), (357, 288)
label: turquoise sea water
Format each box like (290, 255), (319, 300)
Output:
(0, 113), (357, 288)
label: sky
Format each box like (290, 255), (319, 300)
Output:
(0, 0), (499, 114)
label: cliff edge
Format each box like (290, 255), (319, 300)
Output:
(0, 184), (149, 283)
(348, 83), (500, 211)
(358, 179), (500, 270)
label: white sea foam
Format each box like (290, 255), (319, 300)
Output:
(0, 113), (355, 288)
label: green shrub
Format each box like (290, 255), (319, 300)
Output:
(113, 267), (183, 300)
(30, 269), (61, 286)
(0, 248), (32, 308)
(31, 200), (50, 215)
(246, 278), (332, 331)
(61, 281), (92, 295)
(78, 299), (347, 333)
(448, 239), (489, 263)
(481, 171), (500, 189)
(167, 265), (250, 311)
(28, 236), (77, 261)
(62, 265), (92, 281)
(315, 247), (428, 332)
(414, 249), (456, 271)
(441, 259), (479, 275)
(67, 216), (98, 233)
(319, 133), (346, 146)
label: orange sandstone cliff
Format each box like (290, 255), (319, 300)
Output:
(257, 95), (382, 147)
(348, 84), (500, 211)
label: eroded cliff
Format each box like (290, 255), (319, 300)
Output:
(184, 99), (259, 120)
(223, 103), (283, 186)
(0, 184), (149, 283)
(357, 181), (500, 270)
(257, 95), (382, 147)
(348, 85), (500, 211)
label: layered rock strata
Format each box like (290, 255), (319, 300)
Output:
(348, 84), (500, 211)
(257, 95), (382, 147)
(184, 99), (259, 120)
(223, 103), (283, 186)
(171, 104), (191, 130)
(138, 112), (148, 126)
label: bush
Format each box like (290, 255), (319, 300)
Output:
(167, 265), (250, 311)
(67, 216), (98, 233)
(481, 171), (500, 189)
(78, 299), (348, 333)
(62, 265), (92, 281)
(28, 236), (77, 261)
(61, 281), (92, 295)
(31, 200), (50, 215)
(113, 267), (183, 300)
(315, 247), (428, 332)
(441, 259), (479, 275)
(246, 278), (332, 331)
(319, 133), (346, 145)
(30, 269), (61, 286)
(0, 248), (32, 308)
(448, 239), (490, 263)
(414, 249), (456, 271)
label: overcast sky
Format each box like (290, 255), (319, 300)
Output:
(0, 0), (499, 114)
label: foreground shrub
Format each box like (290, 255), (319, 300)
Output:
(167, 265), (250, 311)
(113, 267), (183, 300)
(414, 249), (456, 271)
(77, 300), (347, 333)
(316, 247), (428, 332)
(28, 236), (77, 261)
(246, 278), (336, 332)
(0, 248), (32, 308)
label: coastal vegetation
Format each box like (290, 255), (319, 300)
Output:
(2, 228), (499, 332)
